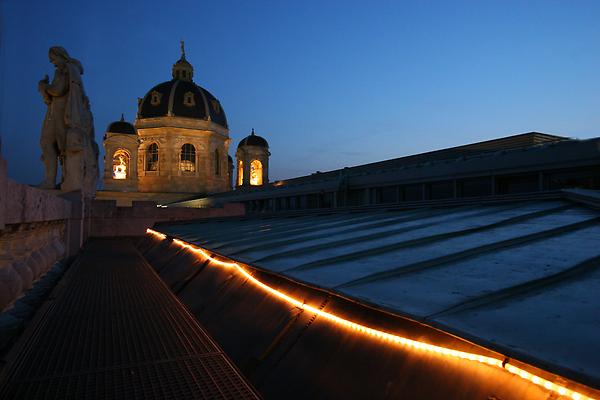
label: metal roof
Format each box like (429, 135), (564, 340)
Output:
(158, 191), (600, 387)
(0, 239), (260, 400)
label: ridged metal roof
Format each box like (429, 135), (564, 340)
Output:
(158, 192), (600, 387)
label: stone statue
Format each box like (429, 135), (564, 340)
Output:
(38, 46), (98, 194)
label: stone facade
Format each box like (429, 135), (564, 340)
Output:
(135, 118), (230, 193)
(102, 118), (230, 195)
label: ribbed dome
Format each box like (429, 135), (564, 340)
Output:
(137, 42), (228, 128)
(138, 80), (228, 128)
(107, 114), (135, 134)
(238, 129), (269, 149)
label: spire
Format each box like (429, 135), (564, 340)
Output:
(180, 40), (186, 60)
(172, 40), (194, 81)
(120, 113), (125, 122)
(251, 128), (255, 135)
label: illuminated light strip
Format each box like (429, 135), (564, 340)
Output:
(146, 228), (596, 400)
(147, 229), (167, 240)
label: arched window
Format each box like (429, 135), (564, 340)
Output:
(112, 149), (130, 180)
(214, 150), (220, 175)
(180, 143), (196, 172)
(146, 143), (159, 171)
(250, 160), (263, 186)
(237, 160), (243, 186)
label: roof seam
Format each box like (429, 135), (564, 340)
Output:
(425, 254), (600, 320)
(335, 214), (600, 289)
(286, 204), (573, 274)
(167, 80), (180, 116)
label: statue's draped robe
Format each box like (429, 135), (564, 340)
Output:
(64, 62), (93, 138)
(40, 67), (68, 156)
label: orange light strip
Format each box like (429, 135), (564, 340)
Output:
(148, 229), (167, 240)
(146, 228), (596, 400)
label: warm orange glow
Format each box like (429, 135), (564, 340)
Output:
(250, 159), (262, 186)
(238, 160), (243, 186)
(145, 228), (597, 400)
(146, 228), (167, 240)
(112, 150), (129, 180)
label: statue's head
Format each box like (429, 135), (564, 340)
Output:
(48, 46), (70, 68)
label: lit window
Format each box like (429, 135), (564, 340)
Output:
(180, 143), (196, 172)
(112, 149), (130, 179)
(250, 159), (263, 186)
(183, 91), (195, 107)
(237, 160), (243, 186)
(146, 143), (159, 171)
(214, 150), (220, 175)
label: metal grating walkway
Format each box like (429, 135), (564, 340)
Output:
(0, 239), (260, 400)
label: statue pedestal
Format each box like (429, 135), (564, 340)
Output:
(62, 150), (84, 193)
(61, 127), (86, 193)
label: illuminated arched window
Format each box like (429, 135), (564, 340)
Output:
(237, 160), (243, 186)
(112, 149), (130, 180)
(250, 160), (263, 186)
(146, 143), (159, 171)
(180, 143), (196, 172)
(214, 150), (220, 175)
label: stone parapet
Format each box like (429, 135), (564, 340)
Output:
(89, 200), (245, 237)
(0, 158), (75, 310)
(0, 221), (66, 310)
(3, 180), (72, 225)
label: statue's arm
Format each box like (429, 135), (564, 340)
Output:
(43, 70), (68, 97)
(38, 76), (53, 105)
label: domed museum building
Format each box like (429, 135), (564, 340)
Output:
(101, 43), (268, 204)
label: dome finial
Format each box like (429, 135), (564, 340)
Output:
(251, 128), (255, 135)
(120, 113), (125, 122)
(172, 41), (193, 81)
(180, 40), (186, 60)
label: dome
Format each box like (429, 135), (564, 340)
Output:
(138, 80), (228, 128)
(107, 114), (135, 134)
(137, 42), (228, 128)
(238, 129), (269, 149)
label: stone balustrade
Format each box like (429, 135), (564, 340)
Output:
(0, 155), (75, 310)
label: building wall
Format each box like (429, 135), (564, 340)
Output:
(136, 126), (229, 193)
(90, 200), (244, 237)
(177, 136), (600, 213)
(103, 117), (231, 195)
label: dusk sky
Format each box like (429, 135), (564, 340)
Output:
(1, 0), (599, 185)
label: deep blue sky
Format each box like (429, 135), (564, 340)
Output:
(1, 0), (599, 185)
